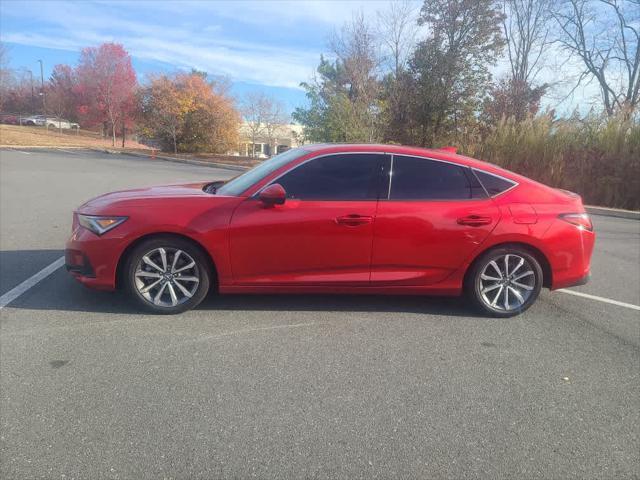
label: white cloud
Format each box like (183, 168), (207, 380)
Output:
(0, 0), (606, 112)
(0, 0), (366, 89)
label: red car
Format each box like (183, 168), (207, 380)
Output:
(65, 144), (595, 317)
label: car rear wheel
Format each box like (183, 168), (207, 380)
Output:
(123, 236), (211, 314)
(466, 246), (543, 317)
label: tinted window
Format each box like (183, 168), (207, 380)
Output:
(390, 155), (485, 200)
(277, 154), (384, 200)
(474, 170), (517, 196)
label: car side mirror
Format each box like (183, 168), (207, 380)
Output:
(258, 183), (286, 207)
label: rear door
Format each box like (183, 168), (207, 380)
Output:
(229, 153), (388, 285)
(371, 155), (500, 285)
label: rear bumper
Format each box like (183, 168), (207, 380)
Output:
(559, 271), (591, 289)
(543, 219), (595, 290)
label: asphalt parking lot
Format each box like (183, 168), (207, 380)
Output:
(1, 148), (639, 479)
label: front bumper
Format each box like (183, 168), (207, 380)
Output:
(65, 226), (126, 291)
(65, 249), (95, 277)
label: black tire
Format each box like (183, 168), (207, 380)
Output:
(465, 245), (543, 318)
(123, 236), (211, 314)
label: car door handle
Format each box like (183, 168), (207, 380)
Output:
(457, 215), (493, 227)
(335, 214), (373, 227)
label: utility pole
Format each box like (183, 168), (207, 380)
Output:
(27, 70), (35, 113)
(37, 59), (46, 122)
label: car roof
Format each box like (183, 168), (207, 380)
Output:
(299, 143), (528, 183)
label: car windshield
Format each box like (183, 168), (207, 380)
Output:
(216, 147), (309, 196)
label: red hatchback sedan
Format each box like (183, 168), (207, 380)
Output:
(66, 144), (595, 317)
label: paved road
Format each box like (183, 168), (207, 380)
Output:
(1, 148), (638, 479)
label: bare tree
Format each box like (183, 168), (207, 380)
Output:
(553, 0), (640, 115)
(330, 12), (383, 141)
(263, 98), (288, 155)
(377, 0), (419, 77)
(503, 0), (553, 85)
(242, 92), (286, 157)
(331, 12), (381, 102)
(0, 42), (13, 111)
(242, 92), (267, 157)
(483, 0), (554, 121)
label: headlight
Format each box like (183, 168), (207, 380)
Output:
(77, 214), (128, 236)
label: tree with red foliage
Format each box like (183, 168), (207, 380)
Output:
(47, 64), (79, 131)
(76, 43), (137, 146)
(482, 77), (548, 124)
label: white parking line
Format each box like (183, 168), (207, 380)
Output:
(13, 150), (31, 155)
(1, 256), (638, 314)
(557, 289), (640, 311)
(0, 256), (65, 310)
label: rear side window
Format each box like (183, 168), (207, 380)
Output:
(277, 153), (385, 200)
(473, 170), (517, 196)
(389, 155), (485, 200)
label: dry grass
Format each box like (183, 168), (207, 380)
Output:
(0, 124), (256, 168)
(0, 125), (151, 150)
(459, 113), (640, 210)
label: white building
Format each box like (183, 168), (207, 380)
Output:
(232, 122), (305, 158)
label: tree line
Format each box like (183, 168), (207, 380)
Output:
(0, 43), (241, 153)
(293, 0), (639, 209)
(294, 0), (638, 144)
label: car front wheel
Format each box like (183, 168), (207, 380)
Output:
(466, 246), (543, 317)
(123, 236), (211, 314)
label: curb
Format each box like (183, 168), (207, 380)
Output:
(586, 206), (640, 220)
(115, 150), (251, 172)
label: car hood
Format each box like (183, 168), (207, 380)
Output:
(78, 182), (221, 211)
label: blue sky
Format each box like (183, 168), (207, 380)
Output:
(1, 0), (602, 117)
(0, 0), (391, 117)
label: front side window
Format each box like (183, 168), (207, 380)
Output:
(390, 155), (485, 200)
(276, 153), (385, 200)
(216, 148), (309, 196)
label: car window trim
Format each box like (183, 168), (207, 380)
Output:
(385, 154), (490, 202)
(470, 168), (519, 198)
(255, 151), (390, 202)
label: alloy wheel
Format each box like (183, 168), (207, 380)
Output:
(133, 247), (200, 307)
(478, 253), (536, 312)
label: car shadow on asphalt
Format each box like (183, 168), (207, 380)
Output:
(2, 249), (481, 318)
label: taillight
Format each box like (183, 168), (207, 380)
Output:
(559, 213), (593, 231)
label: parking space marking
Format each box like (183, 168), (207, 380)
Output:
(0, 256), (65, 309)
(13, 150), (31, 155)
(1, 254), (637, 314)
(557, 289), (640, 311)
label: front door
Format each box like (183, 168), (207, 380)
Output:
(371, 154), (500, 285)
(229, 153), (388, 285)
